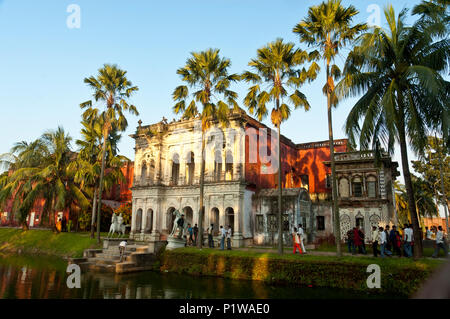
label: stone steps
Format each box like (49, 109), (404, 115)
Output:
(78, 244), (156, 274)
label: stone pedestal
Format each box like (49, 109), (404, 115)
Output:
(166, 236), (186, 250)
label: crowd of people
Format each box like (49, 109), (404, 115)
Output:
(184, 222), (233, 250)
(345, 224), (448, 258)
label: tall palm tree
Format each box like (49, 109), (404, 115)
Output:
(241, 38), (318, 254)
(337, 6), (449, 258)
(293, 0), (366, 256)
(70, 117), (127, 238)
(81, 64), (139, 243)
(172, 49), (240, 248)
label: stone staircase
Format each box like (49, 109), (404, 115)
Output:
(72, 239), (158, 274)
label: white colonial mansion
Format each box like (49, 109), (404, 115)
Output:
(129, 110), (399, 247)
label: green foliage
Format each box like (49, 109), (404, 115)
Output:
(114, 202), (132, 225)
(412, 135), (449, 208)
(242, 38), (317, 126)
(173, 48), (240, 130)
(160, 248), (442, 297)
(0, 127), (90, 229)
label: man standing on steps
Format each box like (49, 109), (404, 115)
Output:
(119, 240), (127, 262)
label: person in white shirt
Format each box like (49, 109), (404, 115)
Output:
(220, 226), (226, 250)
(425, 227), (432, 240)
(432, 226), (448, 258)
(403, 224), (413, 257)
(226, 225), (232, 250)
(119, 240), (127, 262)
(371, 226), (380, 257)
(292, 227), (302, 254)
(297, 224), (306, 254)
(379, 227), (392, 258)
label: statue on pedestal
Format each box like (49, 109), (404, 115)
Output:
(170, 209), (185, 239)
(108, 212), (126, 238)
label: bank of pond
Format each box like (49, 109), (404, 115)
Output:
(0, 228), (445, 299)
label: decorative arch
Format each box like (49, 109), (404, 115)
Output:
(183, 206), (194, 226)
(340, 214), (351, 240)
(366, 175), (378, 198)
(186, 151), (195, 185)
(140, 161), (147, 183)
(352, 175), (363, 197)
(355, 211), (364, 229)
(165, 207), (176, 233)
(225, 207), (234, 229)
(171, 153), (180, 185)
(210, 207), (220, 235)
(145, 209), (154, 233)
(225, 150), (233, 181)
(135, 208), (143, 233)
(338, 177), (350, 198)
(214, 150), (222, 182)
(369, 214), (381, 228)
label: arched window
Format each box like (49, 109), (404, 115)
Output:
(338, 178), (350, 198)
(171, 154), (180, 185)
(186, 152), (195, 185)
(367, 175), (378, 198)
(214, 150), (222, 182)
(352, 176), (363, 197)
(148, 159), (155, 185)
(225, 207), (234, 229)
(225, 151), (233, 181)
(141, 162), (147, 183)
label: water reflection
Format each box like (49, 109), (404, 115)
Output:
(0, 254), (400, 299)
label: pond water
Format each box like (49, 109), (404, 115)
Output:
(0, 254), (401, 299)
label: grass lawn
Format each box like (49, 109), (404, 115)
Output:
(0, 228), (102, 258)
(177, 247), (445, 269)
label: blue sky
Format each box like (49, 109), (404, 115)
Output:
(0, 0), (426, 179)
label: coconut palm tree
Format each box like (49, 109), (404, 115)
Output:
(337, 6), (449, 258)
(293, 0), (367, 256)
(241, 38), (319, 254)
(0, 128), (89, 230)
(0, 139), (48, 228)
(70, 117), (127, 237)
(80, 64), (139, 243)
(172, 49), (240, 248)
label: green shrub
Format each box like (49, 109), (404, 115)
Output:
(159, 248), (441, 297)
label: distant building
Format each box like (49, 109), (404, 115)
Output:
(422, 217), (448, 234)
(129, 109), (399, 247)
(0, 162), (134, 228)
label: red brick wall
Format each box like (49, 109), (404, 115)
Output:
(244, 121), (348, 194)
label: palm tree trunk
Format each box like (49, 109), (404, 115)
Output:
(398, 121), (423, 258)
(90, 188), (97, 239)
(197, 129), (205, 249)
(277, 123), (283, 255)
(326, 64), (342, 257)
(96, 130), (108, 244)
